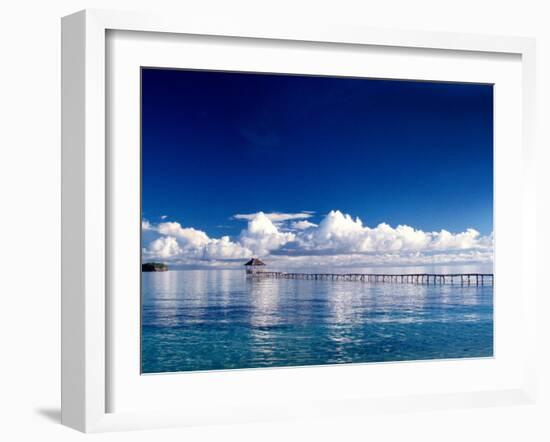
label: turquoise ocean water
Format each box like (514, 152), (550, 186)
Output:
(141, 267), (493, 374)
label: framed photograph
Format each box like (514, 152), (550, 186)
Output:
(62, 9), (538, 432)
(139, 68), (497, 375)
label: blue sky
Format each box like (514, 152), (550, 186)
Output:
(141, 68), (493, 267)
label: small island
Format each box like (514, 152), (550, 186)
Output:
(142, 262), (168, 272)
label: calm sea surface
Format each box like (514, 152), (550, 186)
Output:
(142, 268), (493, 374)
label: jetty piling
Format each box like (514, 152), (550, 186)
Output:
(248, 271), (494, 285)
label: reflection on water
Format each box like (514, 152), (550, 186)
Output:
(142, 269), (493, 373)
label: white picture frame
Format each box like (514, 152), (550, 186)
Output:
(61, 9), (537, 433)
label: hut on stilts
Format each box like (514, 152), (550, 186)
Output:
(244, 258), (266, 275)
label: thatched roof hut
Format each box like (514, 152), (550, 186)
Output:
(244, 258), (266, 267)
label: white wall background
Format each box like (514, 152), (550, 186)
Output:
(0, 1), (548, 441)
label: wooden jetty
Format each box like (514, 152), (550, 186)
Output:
(248, 272), (494, 285)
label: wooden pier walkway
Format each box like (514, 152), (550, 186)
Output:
(248, 272), (494, 285)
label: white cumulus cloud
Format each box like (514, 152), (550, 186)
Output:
(143, 220), (251, 261)
(143, 236), (182, 259)
(300, 210), (490, 255)
(142, 209), (493, 268)
(156, 221), (210, 249)
(234, 212), (314, 222)
(239, 212), (295, 256)
(203, 236), (253, 260)
(291, 220), (318, 230)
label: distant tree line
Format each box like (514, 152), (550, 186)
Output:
(142, 262), (168, 272)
